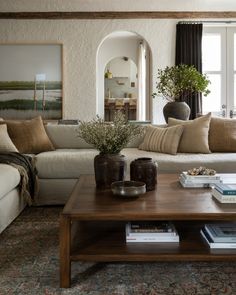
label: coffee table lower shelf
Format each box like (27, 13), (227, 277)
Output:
(70, 221), (236, 262)
(61, 221), (236, 288)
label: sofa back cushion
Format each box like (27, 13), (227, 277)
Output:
(45, 124), (149, 149)
(0, 124), (19, 152)
(0, 116), (55, 154)
(209, 117), (236, 152)
(168, 113), (211, 153)
(45, 124), (94, 149)
(139, 125), (184, 155)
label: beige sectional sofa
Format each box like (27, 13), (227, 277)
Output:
(0, 164), (24, 233)
(1, 121), (236, 233)
(37, 124), (236, 204)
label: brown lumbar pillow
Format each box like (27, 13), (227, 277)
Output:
(168, 113), (211, 153)
(0, 116), (55, 154)
(139, 125), (184, 155)
(0, 124), (19, 152)
(209, 117), (236, 152)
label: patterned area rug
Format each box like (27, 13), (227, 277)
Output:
(0, 207), (236, 295)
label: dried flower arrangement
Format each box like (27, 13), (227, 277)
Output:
(187, 166), (216, 176)
(77, 112), (144, 154)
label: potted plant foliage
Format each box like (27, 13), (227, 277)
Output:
(77, 112), (143, 189)
(152, 64), (210, 122)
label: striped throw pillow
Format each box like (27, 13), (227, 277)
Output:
(139, 125), (184, 155)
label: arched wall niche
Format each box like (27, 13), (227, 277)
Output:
(96, 30), (151, 121)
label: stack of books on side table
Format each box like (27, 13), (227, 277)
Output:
(211, 183), (236, 203)
(201, 223), (236, 249)
(125, 221), (179, 243)
(179, 171), (222, 188)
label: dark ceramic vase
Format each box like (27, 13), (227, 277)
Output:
(94, 153), (126, 189)
(130, 157), (157, 191)
(163, 101), (190, 123)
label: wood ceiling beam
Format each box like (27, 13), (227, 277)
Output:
(0, 11), (235, 19)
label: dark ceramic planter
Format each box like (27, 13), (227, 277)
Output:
(130, 157), (157, 191)
(163, 101), (190, 123)
(94, 153), (126, 189)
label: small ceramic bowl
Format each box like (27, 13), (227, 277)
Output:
(111, 181), (146, 198)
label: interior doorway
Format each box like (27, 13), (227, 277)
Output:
(104, 56), (138, 121)
(96, 31), (151, 121)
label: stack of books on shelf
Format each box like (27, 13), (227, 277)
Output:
(179, 171), (221, 188)
(125, 221), (179, 243)
(201, 223), (236, 249)
(211, 183), (236, 203)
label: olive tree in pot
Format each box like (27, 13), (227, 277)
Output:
(78, 112), (144, 189)
(152, 64), (210, 122)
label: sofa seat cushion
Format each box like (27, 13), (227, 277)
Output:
(36, 148), (236, 179)
(36, 149), (99, 178)
(0, 164), (21, 200)
(122, 148), (236, 174)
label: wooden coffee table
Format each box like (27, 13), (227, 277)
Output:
(60, 174), (236, 288)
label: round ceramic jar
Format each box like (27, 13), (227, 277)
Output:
(130, 157), (158, 191)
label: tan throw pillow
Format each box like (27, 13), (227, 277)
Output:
(209, 117), (236, 152)
(0, 116), (55, 154)
(0, 124), (19, 152)
(139, 125), (184, 155)
(168, 113), (211, 153)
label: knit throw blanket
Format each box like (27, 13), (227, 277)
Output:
(0, 152), (38, 205)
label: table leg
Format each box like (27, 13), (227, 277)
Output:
(60, 215), (71, 288)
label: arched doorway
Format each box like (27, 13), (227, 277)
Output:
(96, 31), (151, 121)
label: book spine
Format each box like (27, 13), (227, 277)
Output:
(127, 232), (177, 237)
(214, 185), (236, 195)
(180, 178), (210, 188)
(126, 236), (179, 242)
(129, 223), (175, 233)
(212, 190), (236, 203)
(182, 172), (220, 180)
(201, 229), (236, 249)
(125, 223), (130, 237)
(181, 177), (221, 184)
(212, 193), (236, 203)
(182, 179), (221, 184)
(212, 188), (236, 198)
(130, 229), (174, 233)
(204, 225), (236, 242)
(205, 224), (220, 237)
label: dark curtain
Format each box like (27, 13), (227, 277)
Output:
(175, 23), (203, 119)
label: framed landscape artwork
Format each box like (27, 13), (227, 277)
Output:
(0, 43), (63, 120)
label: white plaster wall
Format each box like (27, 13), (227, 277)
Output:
(1, 0), (236, 12)
(106, 58), (132, 78)
(0, 19), (175, 122)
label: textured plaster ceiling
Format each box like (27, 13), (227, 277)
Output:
(0, 0), (236, 12)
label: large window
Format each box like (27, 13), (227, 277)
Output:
(202, 27), (236, 117)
